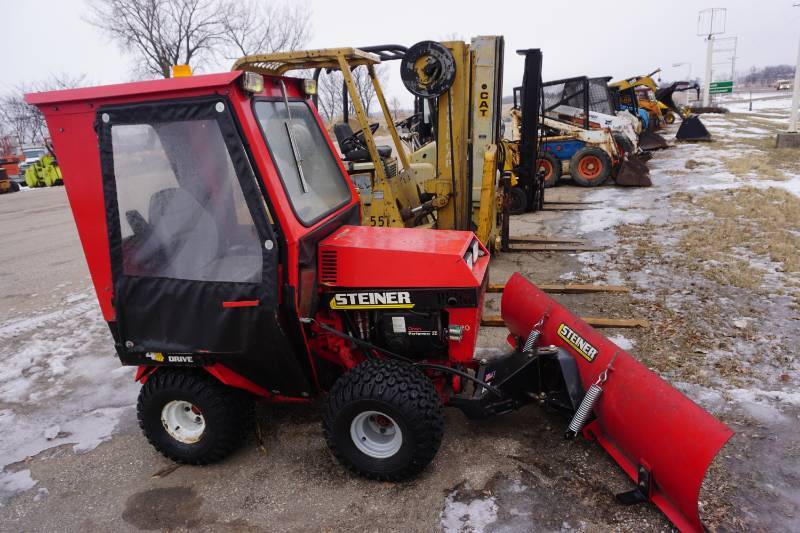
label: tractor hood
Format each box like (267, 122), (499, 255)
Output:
(317, 226), (488, 289)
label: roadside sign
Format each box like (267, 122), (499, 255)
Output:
(709, 81), (733, 94)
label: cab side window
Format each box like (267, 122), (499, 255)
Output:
(111, 120), (263, 283)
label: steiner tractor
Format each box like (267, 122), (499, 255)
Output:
(27, 51), (731, 532)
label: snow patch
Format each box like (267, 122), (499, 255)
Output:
(0, 293), (138, 502)
(607, 334), (634, 351)
(0, 469), (38, 503)
(441, 490), (498, 533)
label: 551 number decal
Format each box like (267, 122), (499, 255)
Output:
(369, 215), (390, 227)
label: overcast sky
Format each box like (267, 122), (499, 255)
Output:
(1, 0), (799, 106)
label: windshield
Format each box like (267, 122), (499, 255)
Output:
(23, 149), (45, 159)
(254, 100), (351, 225)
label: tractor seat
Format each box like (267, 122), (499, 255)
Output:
(147, 188), (261, 282)
(333, 123), (391, 162)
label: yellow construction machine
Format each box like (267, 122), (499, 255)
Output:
(233, 39), (545, 252)
(610, 72), (670, 151)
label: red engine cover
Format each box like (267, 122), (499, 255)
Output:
(318, 225), (488, 289)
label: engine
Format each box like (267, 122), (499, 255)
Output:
(371, 310), (448, 359)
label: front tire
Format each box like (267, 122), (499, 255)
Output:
(507, 186), (528, 216)
(137, 369), (252, 464)
(537, 152), (561, 189)
(569, 147), (612, 187)
(323, 359), (444, 481)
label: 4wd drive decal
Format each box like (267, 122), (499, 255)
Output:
(330, 291), (414, 310)
(557, 323), (598, 362)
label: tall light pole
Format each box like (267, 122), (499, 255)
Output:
(703, 37), (714, 106)
(697, 8), (727, 107)
(672, 62), (692, 79)
(789, 4), (800, 133)
(777, 3), (800, 146)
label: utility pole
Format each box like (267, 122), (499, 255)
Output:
(777, 3), (800, 146)
(697, 8), (727, 107)
(703, 36), (714, 106)
(790, 36), (800, 133)
(790, 4), (800, 133)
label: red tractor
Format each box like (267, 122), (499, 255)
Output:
(27, 48), (730, 532)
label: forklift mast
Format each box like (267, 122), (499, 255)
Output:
(513, 49), (544, 213)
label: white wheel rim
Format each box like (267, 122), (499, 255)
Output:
(161, 400), (205, 444)
(350, 410), (403, 459)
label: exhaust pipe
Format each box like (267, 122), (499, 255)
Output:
(501, 273), (732, 532)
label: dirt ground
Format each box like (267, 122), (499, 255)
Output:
(1, 98), (799, 532)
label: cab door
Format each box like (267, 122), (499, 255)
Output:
(98, 97), (309, 394)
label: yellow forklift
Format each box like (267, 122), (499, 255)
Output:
(233, 39), (546, 252)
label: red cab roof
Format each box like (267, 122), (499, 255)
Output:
(25, 71), (243, 106)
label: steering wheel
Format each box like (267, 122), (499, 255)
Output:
(343, 123), (379, 150)
(394, 114), (420, 131)
(125, 209), (169, 273)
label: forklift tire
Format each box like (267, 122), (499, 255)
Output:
(569, 147), (611, 187)
(323, 359), (443, 481)
(537, 153), (561, 189)
(664, 112), (676, 125)
(10, 181), (19, 192)
(507, 186), (528, 216)
(137, 369), (252, 465)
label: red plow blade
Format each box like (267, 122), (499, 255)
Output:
(501, 273), (732, 532)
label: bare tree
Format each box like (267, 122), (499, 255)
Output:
(86, 0), (312, 79)
(351, 65), (388, 117)
(86, 0), (226, 78)
(317, 70), (344, 125)
(0, 74), (88, 147)
(220, 0), (311, 58)
(316, 65), (389, 126)
(388, 96), (403, 121)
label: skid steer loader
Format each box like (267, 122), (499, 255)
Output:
(27, 54), (731, 532)
(514, 76), (651, 188)
(610, 74), (670, 151)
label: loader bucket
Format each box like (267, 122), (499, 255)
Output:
(676, 116), (712, 142)
(615, 155), (652, 187)
(638, 130), (669, 151)
(501, 273), (732, 532)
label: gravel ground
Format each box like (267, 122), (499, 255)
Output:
(1, 102), (798, 532)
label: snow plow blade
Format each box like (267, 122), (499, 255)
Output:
(615, 155), (652, 187)
(638, 130), (669, 150)
(501, 273), (733, 532)
(676, 116), (712, 142)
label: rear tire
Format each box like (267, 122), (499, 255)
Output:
(664, 111), (676, 125)
(537, 152), (561, 189)
(507, 186), (528, 216)
(323, 359), (443, 481)
(10, 181), (19, 192)
(138, 369), (252, 464)
(569, 147), (611, 187)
